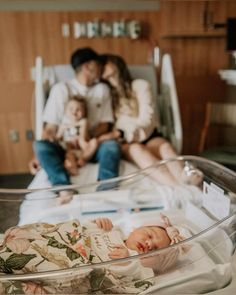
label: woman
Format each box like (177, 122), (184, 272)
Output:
(100, 54), (193, 186)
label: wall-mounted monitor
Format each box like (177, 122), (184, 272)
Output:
(227, 18), (236, 51)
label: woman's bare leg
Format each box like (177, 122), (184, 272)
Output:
(145, 137), (177, 159)
(146, 137), (203, 186)
(145, 137), (183, 183)
(122, 143), (178, 186)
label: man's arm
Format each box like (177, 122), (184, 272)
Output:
(91, 122), (111, 138)
(28, 156), (41, 175)
(42, 123), (58, 141)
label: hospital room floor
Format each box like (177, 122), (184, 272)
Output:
(0, 173), (34, 230)
(0, 173), (33, 189)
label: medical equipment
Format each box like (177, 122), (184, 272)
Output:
(0, 156), (236, 294)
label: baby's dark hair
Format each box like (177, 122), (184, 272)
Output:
(68, 96), (87, 118)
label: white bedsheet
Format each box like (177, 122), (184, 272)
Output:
(19, 185), (202, 225)
(144, 248), (231, 294)
(19, 161), (202, 225)
(28, 160), (138, 189)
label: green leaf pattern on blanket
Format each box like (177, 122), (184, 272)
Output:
(88, 269), (118, 293)
(0, 220), (89, 273)
(66, 246), (85, 262)
(135, 279), (153, 289)
(89, 268), (108, 291)
(5, 253), (37, 271)
(0, 253), (37, 274)
(0, 256), (6, 272)
(45, 235), (67, 249)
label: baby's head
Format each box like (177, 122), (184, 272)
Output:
(65, 96), (87, 122)
(125, 213), (184, 254)
(125, 225), (170, 254)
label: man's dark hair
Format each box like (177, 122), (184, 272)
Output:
(71, 47), (100, 72)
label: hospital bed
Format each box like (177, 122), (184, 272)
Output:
(0, 156), (236, 294)
(29, 53), (182, 189)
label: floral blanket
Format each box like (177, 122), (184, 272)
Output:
(0, 220), (153, 294)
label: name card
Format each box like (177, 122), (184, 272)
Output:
(203, 181), (230, 220)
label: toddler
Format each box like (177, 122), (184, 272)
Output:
(57, 96), (97, 175)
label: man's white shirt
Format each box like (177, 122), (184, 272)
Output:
(43, 78), (114, 131)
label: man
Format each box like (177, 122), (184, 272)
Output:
(30, 47), (121, 191)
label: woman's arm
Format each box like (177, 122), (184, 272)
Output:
(115, 80), (157, 143)
(97, 129), (123, 144)
(132, 79), (156, 127)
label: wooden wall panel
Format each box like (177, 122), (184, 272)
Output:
(159, 0), (236, 155)
(160, 38), (228, 77)
(175, 76), (226, 154)
(0, 112), (34, 174)
(160, 37), (228, 154)
(0, 82), (34, 174)
(161, 1), (206, 35)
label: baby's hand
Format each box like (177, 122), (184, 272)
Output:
(95, 218), (113, 231)
(108, 244), (129, 259)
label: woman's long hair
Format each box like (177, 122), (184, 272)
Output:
(100, 54), (133, 110)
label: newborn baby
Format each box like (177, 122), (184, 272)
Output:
(0, 214), (188, 294)
(87, 213), (186, 274)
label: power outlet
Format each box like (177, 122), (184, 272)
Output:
(9, 130), (19, 142)
(26, 129), (34, 141)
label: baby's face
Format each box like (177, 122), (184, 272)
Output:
(125, 226), (171, 254)
(65, 100), (84, 122)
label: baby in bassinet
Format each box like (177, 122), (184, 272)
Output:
(57, 96), (98, 175)
(0, 214), (188, 294)
(88, 214), (186, 274)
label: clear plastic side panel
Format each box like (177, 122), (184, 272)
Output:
(0, 214), (235, 294)
(0, 156), (236, 294)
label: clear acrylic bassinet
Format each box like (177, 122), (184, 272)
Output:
(0, 156), (236, 294)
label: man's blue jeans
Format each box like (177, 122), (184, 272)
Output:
(92, 139), (121, 181)
(33, 139), (121, 186)
(33, 141), (70, 186)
